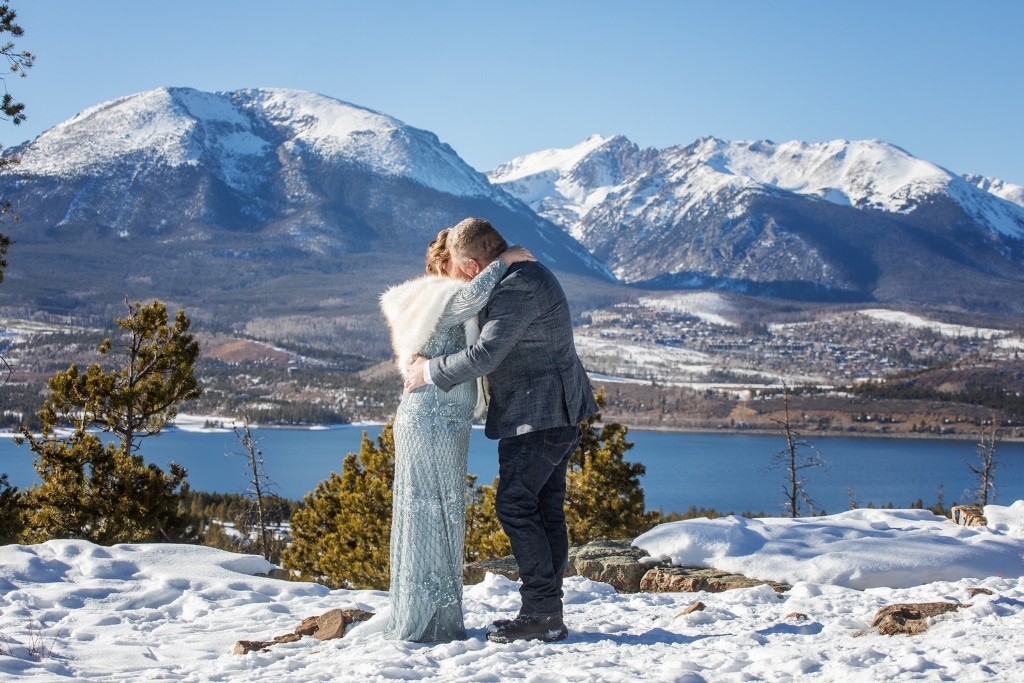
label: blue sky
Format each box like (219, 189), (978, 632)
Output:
(6, 1), (1023, 184)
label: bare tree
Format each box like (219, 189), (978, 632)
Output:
(770, 382), (826, 517)
(966, 425), (999, 506)
(231, 419), (275, 561)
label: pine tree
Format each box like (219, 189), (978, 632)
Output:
(464, 474), (510, 561)
(17, 299), (201, 543)
(0, 472), (24, 543)
(565, 389), (652, 543)
(0, 3), (34, 282)
(282, 425), (395, 589)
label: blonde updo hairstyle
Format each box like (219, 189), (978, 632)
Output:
(425, 228), (451, 276)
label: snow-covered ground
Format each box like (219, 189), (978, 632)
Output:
(853, 309), (1016, 341)
(637, 292), (739, 327)
(2, 502), (1022, 681)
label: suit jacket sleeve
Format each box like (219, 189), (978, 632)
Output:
(429, 266), (538, 392)
(435, 257), (508, 329)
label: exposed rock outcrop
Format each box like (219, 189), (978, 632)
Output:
(867, 602), (962, 636)
(233, 608), (375, 654)
(951, 505), (988, 527)
(464, 539), (789, 594)
(640, 566), (790, 594)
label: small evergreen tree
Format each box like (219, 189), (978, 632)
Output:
(182, 489), (297, 564)
(0, 472), (24, 543)
(17, 299), (201, 543)
(464, 389), (652, 553)
(0, 3), (34, 282)
(565, 389), (652, 543)
(464, 474), (510, 561)
(282, 426), (394, 589)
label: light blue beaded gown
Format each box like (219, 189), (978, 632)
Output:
(382, 258), (508, 643)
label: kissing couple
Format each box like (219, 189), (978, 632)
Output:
(379, 217), (597, 644)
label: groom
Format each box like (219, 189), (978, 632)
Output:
(406, 217), (597, 643)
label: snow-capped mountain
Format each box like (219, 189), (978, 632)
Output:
(20, 88), (499, 201)
(1, 86), (607, 268)
(0, 87), (608, 325)
(490, 135), (1024, 310)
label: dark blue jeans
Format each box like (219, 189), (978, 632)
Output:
(495, 424), (582, 617)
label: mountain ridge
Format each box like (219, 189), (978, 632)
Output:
(3, 87), (1024, 338)
(489, 134), (1024, 312)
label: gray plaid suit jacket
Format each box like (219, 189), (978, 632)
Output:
(429, 261), (598, 440)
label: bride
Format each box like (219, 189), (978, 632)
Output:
(379, 228), (533, 642)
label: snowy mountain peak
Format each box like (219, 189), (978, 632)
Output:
(487, 135), (644, 238)
(11, 87), (495, 199)
(488, 134), (622, 181)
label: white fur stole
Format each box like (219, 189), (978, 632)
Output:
(379, 274), (486, 418)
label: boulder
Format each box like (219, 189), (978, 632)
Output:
(312, 609), (348, 641)
(463, 555), (520, 585)
(233, 640), (268, 655)
(295, 616), (320, 636)
(640, 566), (790, 593)
(310, 608), (373, 640)
(232, 631), (303, 654)
(869, 602), (961, 636)
(951, 505), (987, 527)
(567, 540), (652, 593)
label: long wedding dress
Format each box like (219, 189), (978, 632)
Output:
(379, 258), (507, 642)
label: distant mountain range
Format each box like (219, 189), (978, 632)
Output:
(489, 135), (1024, 311)
(2, 87), (1024, 335)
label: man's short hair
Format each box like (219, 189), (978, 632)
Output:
(446, 217), (508, 263)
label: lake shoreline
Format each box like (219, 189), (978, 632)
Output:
(622, 424), (1024, 443)
(169, 413), (1024, 443)
(6, 423), (1023, 511)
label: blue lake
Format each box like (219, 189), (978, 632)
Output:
(3, 426), (1023, 515)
